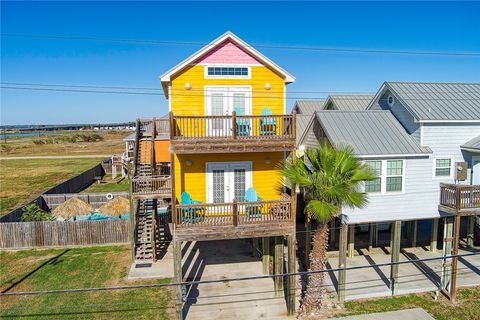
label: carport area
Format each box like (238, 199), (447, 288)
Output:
(181, 239), (292, 320)
(324, 246), (480, 301)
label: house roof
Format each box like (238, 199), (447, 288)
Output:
(461, 135), (480, 152)
(159, 31), (295, 98)
(369, 82), (480, 122)
(293, 100), (325, 115)
(326, 95), (374, 111)
(296, 114), (314, 145)
(314, 110), (432, 157)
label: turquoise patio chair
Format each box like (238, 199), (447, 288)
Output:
(234, 107), (250, 137)
(180, 192), (203, 223)
(245, 187), (263, 218)
(260, 108), (276, 136)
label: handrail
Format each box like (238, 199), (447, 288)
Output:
(132, 119), (140, 177)
(131, 175), (171, 195)
(439, 183), (480, 210)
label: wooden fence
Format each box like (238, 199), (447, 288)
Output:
(0, 220), (130, 249)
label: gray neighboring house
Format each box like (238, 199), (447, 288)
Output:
(324, 94), (375, 111)
(299, 81), (480, 251)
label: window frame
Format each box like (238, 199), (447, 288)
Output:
(204, 65), (251, 79)
(386, 160), (404, 193)
(432, 156), (454, 179)
(363, 159), (405, 195)
(364, 160), (382, 194)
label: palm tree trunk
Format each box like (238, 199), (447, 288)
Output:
(299, 221), (329, 316)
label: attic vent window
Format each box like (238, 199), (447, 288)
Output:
(387, 94), (395, 107)
(205, 66), (250, 79)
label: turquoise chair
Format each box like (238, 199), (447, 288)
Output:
(234, 107), (250, 136)
(180, 192), (203, 223)
(260, 108), (276, 135)
(245, 187), (263, 218)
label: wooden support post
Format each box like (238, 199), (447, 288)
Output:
(338, 223), (348, 304)
(232, 199), (238, 227)
(286, 234), (296, 315)
(305, 215), (311, 269)
(329, 219), (336, 249)
(232, 111), (237, 140)
(129, 172), (136, 263)
(152, 199), (157, 262)
(390, 220), (401, 296)
(412, 220), (418, 248)
(253, 238), (260, 258)
(151, 117), (156, 171)
(450, 215), (461, 301)
(173, 241), (183, 320)
(170, 148), (176, 225)
(442, 217), (453, 295)
(467, 216), (475, 248)
(348, 224), (355, 258)
(262, 237), (270, 274)
(430, 218), (439, 252)
(368, 223), (376, 252)
(274, 236), (284, 296)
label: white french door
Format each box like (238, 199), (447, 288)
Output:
(205, 86), (251, 137)
(206, 161), (252, 203)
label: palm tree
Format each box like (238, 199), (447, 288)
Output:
(282, 143), (375, 316)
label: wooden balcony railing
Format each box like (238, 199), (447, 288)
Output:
(439, 183), (480, 212)
(131, 175), (171, 198)
(174, 197), (292, 227)
(138, 118), (169, 138)
(169, 112), (296, 153)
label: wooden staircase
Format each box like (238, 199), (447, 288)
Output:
(134, 199), (155, 262)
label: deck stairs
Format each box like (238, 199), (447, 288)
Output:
(134, 199), (155, 262)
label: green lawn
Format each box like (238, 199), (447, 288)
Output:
(0, 246), (172, 319)
(0, 158), (103, 215)
(336, 287), (480, 320)
(82, 175), (129, 193)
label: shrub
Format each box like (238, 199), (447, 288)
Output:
(22, 204), (55, 222)
(0, 144), (13, 152)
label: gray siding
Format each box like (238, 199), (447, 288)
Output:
(303, 119), (327, 148)
(343, 156), (445, 224)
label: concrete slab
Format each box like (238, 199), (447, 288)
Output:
(324, 247), (480, 301)
(181, 239), (294, 320)
(336, 308), (435, 320)
(127, 243), (174, 280)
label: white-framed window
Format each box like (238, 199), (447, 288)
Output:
(433, 157), (453, 178)
(204, 66), (251, 79)
(386, 160), (403, 192)
(364, 160), (382, 193)
(363, 159), (405, 194)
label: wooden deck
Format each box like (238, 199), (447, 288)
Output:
(438, 183), (480, 215)
(171, 197), (294, 241)
(131, 175), (171, 199)
(169, 112), (296, 153)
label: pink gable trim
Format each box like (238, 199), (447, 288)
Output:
(195, 40), (262, 65)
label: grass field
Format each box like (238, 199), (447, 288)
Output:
(0, 130), (128, 157)
(0, 245), (172, 319)
(336, 287), (480, 320)
(82, 175), (130, 193)
(0, 158), (103, 215)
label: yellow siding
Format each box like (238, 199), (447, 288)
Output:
(170, 65), (285, 115)
(174, 152), (284, 203)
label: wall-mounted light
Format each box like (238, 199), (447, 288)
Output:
(265, 83), (271, 90)
(186, 159), (193, 166)
(265, 157), (271, 164)
(184, 82), (192, 90)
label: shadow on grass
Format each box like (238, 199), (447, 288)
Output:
(1, 249), (70, 294)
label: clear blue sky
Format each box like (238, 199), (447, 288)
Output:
(1, 1), (479, 125)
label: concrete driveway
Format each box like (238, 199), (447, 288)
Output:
(181, 239), (291, 320)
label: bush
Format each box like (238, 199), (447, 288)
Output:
(0, 144), (13, 152)
(22, 204), (55, 222)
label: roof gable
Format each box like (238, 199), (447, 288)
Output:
(195, 39), (262, 65)
(160, 31), (295, 97)
(368, 82), (480, 122)
(325, 95), (374, 111)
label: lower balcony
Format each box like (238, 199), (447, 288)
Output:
(131, 175), (171, 199)
(439, 183), (480, 215)
(172, 196), (294, 241)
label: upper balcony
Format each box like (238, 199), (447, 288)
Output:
(169, 112), (296, 154)
(439, 183), (480, 215)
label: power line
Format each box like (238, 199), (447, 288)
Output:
(2, 86), (479, 101)
(3, 33), (480, 57)
(1, 252), (477, 297)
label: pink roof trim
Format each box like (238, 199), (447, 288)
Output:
(195, 39), (262, 65)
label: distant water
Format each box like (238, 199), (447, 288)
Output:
(0, 132), (53, 139)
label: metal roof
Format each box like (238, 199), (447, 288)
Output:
(293, 100), (325, 115)
(461, 135), (480, 152)
(296, 114), (314, 145)
(372, 82), (480, 121)
(326, 95), (374, 111)
(314, 110), (432, 156)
